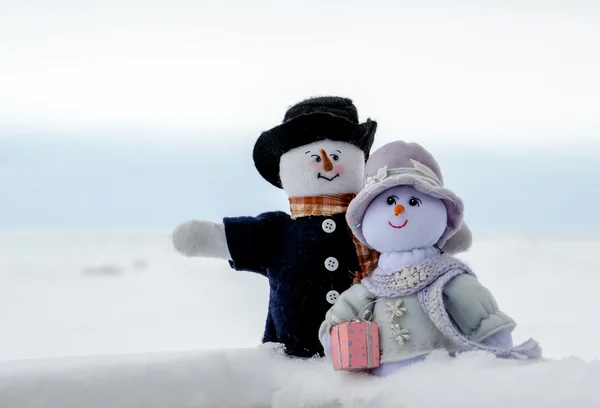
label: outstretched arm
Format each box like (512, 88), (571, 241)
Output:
(172, 220), (231, 260)
(173, 211), (288, 276)
(443, 274), (516, 344)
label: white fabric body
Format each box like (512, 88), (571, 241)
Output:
(361, 186), (448, 253)
(279, 140), (365, 197)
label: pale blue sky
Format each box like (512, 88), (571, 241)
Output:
(1, 1), (599, 230)
(1, 135), (598, 231)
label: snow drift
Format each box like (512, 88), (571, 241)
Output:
(1, 344), (599, 408)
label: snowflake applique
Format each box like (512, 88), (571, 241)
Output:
(385, 300), (411, 346)
(390, 323), (411, 345)
(385, 300), (407, 323)
(364, 166), (389, 187)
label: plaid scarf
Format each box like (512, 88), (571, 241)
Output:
(289, 194), (380, 284)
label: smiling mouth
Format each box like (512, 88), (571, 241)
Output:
(317, 173), (340, 181)
(388, 220), (408, 229)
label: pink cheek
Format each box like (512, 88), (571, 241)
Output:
(310, 162), (322, 172)
(335, 164), (345, 175)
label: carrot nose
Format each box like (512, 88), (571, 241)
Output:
(394, 205), (405, 216)
(320, 149), (333, 172)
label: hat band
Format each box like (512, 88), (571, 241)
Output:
(364, 162), (442, 188)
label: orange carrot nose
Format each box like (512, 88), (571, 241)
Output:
(394, 205), (405, 216)
(320, 148), (333, 171)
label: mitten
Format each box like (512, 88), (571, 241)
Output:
(481, 329), (514, 349)
(172, 220), (231, 260)
(320, 332), (333, 363)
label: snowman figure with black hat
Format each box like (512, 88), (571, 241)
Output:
(173, 96), (381, 358)
(172, 96), (471, 358)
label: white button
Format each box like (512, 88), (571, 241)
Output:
(326, 290), (340, 304)
(324, 257), (339, 271)
(321, 219), (336, 233)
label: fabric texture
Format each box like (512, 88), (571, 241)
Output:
(224, 210), (371, 358)
(370, 329), (513, 376)
(253, 96), (377, 188)
(322, 326), (513, 377)
(377, 247), (440, 271)
(320, 254), (541, 364)
(279, 140), (366, 198)
(360, 186), (449, 253)
(370, 356), (426, 376)
(346, 141), (465, 250)
(172, 219), (232, 260)
(319, 283), (453, 364)
(360, 253), (462, 298)
(441, 225), (473, 255)
(351, 234), (380, 283)
(481, 329), (514, 348)
(418, 267), (542, 359)
(289, 194), (356, 219)
(443, 274), (514, 341)
(321, 333), (333, 363)
(289, 193), (379, 282)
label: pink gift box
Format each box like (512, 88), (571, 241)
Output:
(331, 321), (380, 371)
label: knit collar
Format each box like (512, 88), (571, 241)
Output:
(361, 253), (459, 298)
(289, 193), (356, 219)
(376, 247), (440, 273)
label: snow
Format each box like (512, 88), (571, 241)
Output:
(1, 230), (599, 407)
(1, 345), (600, 407)
(0, 230), (269, 360)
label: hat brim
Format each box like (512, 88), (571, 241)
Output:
(346, 174), (465, 249)
(253, 112), (377, 188)
(441, 223), (472, 254)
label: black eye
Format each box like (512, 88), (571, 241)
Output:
(386, 196), (397, 205)
(330, 154), (339, 161)
(409, 197), (422, 207)
(311, 155), (321, 163)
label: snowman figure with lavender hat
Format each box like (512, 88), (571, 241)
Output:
(319, 140), (541, 376)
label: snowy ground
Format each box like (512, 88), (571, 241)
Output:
(1, 229), (599, 407)
(0, 230), (269, 361)
(2, 344), (600, 408)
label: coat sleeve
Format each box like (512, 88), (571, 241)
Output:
(318, 284), (377, 341)
(443, 274), (517, 342)
(223, 211), (288, 276)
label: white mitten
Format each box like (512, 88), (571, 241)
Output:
(172, 220), (232, 260)
(320, 333), (333, 363)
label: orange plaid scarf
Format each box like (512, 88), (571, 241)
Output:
(289, 194), (380, 284)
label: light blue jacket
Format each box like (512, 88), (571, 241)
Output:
(319, 274), (516, 363)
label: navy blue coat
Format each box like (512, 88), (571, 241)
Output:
(223, 211), (361, 358)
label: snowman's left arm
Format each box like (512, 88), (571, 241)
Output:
(223, 211), (288, 276)
(442, 274), (517, 343)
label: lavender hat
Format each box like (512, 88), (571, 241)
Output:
(347, 140), (472, 253)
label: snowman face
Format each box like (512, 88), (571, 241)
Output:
(361, 186), (448, 253)
(279, 139), (365, 197)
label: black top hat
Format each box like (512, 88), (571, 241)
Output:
(253, 96), (377, 188)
